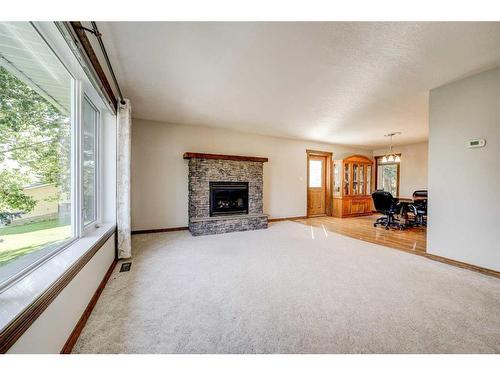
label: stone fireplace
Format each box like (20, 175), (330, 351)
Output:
(184, 152), (269, 236)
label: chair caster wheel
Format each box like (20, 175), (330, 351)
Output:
(373, 224), (377, 227)
(385, 227), (389, 230)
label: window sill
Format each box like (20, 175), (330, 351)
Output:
(0, 223), (116, 353)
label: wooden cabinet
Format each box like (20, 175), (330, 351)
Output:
(332, 155), (374, 218)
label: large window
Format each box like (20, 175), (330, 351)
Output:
(0, 22), (103, 288)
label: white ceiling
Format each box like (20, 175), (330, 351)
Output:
(98, 22), (500, 148)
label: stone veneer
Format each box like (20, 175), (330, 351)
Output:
(188, 158), (268, 236)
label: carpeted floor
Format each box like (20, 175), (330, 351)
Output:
(73, 221), (500, 354)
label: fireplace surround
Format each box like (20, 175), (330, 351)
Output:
(184, 152), (269, 236)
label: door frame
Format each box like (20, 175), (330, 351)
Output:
(306, 149), (333, 217)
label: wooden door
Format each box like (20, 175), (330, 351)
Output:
(307, 155), (327, 216)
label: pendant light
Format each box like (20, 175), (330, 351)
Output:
(382, 132), (401, 163)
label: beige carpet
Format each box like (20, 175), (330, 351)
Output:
(73, 221), (500, 353)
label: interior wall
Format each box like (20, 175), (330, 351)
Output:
(131, 119), (372, 230)
(428, 66), (500, 271)
(7, 235), (115, 353)
(373, 142), (428, 197)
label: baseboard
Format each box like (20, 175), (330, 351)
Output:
(268, 216), (307, 222)
(60, 258), (117, 354)
(133, 219), (307, 231)
(131, 227), (189, 235)
(424, 253), (500, 279)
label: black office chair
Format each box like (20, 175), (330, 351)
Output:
(371, 190), (403, 230)
(409, 190), (427, 227)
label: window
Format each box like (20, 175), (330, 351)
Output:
(308, 159), (323, 188)
(0, 22), (73, 284)
(0, 22), (106, 289)
(82, 97), (98, 226)
(376, 157), (400, 197)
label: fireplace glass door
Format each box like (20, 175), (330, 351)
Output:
(209, 182), (249, 216)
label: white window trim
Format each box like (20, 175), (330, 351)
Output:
(0, 223), (116, 333)
(82, 94), (101, 234)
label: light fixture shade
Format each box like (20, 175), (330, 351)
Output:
(382, 156), (388, 163)
(395, 155), (401, 162)
(387, 154), (395, 162)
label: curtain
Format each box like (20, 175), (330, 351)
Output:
(117, 99), (132, 259)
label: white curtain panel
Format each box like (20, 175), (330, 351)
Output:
(117, 99), (132, 259)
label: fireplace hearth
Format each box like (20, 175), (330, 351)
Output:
(210, 182), (249, 216)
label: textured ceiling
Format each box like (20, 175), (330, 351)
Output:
(98, 22), (500, 148)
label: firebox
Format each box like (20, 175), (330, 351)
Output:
(209, 182), (249, 216)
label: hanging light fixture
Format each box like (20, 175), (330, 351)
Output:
(382, 132), (401, 163)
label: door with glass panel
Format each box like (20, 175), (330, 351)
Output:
(307, 152), (331, 217)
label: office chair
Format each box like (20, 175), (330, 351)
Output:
(371, 190), (404, 230)
(409, 190), (427, 226)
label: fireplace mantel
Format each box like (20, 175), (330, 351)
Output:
(183, 152), (268, 163)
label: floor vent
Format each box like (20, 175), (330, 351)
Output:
(119, 262), (132, 272)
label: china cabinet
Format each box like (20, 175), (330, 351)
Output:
(332, 155), (374, 217)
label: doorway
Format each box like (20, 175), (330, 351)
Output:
(306, 150), (332, 217)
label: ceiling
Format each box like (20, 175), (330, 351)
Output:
(97, 22), (500, 148)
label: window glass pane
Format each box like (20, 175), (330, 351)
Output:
(0, 22), (73, 283)
(83, 97), (97, 225)
(377, 164), (398, 196)
(309, 159), (322, 188)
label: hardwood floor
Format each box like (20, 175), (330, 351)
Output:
(295, 214), (427, 254)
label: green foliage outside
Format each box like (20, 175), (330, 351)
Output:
(381, 164), (398, 196)
(0, 66), (70, 220)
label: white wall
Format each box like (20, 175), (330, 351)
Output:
(428, 66), (500, 271)
(7, 234), (115, 353)
(373, 142), (428, 197)
(131, 119), (372, 230)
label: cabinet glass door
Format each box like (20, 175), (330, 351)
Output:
(366, 165), (372, 195)
(359, 165), (365, 195)
(333, 161), (340, 195)
(352, 164), (359, 195)
(343, 163), (350, 195)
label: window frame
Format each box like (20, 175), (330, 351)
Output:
(81, 94), (101, 232)
(374, 155), (401, 197)
(0, 22), (109, 292)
